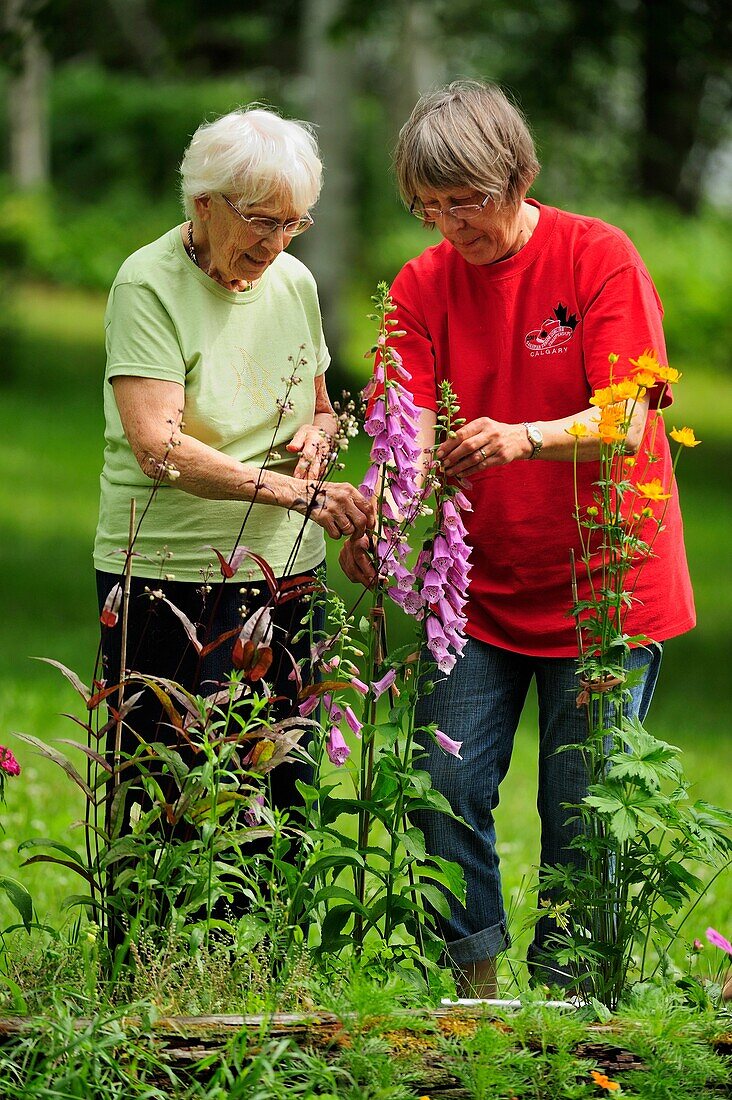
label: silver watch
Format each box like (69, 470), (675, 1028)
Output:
(523, 421), (543, 459)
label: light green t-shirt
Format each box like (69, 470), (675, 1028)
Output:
(94, 226), (329, 583)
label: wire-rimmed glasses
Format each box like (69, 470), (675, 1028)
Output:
(409, 193), (492, 225)
(221, 194), (314, 238)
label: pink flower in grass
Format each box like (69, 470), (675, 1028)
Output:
(326, 726), (351, 766)
(0, 746), (20, 776)
(434, 729), (463, 759)
(706, 927), (732, 955)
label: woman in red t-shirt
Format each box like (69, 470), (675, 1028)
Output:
(340, 80), (694, 998)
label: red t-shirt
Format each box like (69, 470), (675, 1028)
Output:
(391, 200), (695, 657)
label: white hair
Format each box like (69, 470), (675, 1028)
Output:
(179, 106), (322, 217)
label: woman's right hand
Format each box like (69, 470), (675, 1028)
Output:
(296, 480), (376, 540)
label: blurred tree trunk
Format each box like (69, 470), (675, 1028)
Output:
(298, 0), (356, 373)
(5, 0), (50, 189)
(388, 0), (445, 140)
(638, 0), (731, 213)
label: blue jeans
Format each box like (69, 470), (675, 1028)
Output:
(412, 638), (663, 968)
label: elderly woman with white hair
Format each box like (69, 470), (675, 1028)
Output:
(95, 106), (373, 851)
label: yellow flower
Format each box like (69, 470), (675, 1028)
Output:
(656, 365), (682, 384)
(591, 1069), (621, 1091)
(629, 348), (662, 375)
(589, 385), (616, 409)
(670, 426), (700, 447)
(598, 424), (627, 445)
(624, 456), (637, 467)
(613, 378), (646, 401)
(636, 478), (671, 501)
(566, 421), (589, 438)
(630, 370), (657, 388)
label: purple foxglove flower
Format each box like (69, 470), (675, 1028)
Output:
(706, 927), (732, 955)
(344, 705), (363, 737)
(326, 726), (350, 766)
(243, 794), (265, 826)
(436, 597), (461, 629)
(371, 668), (397, 699)
(421, 569), (445, 604)
(351, 676), (369, 695)
(431, 535), (452, 575)
(298, 694), (319, 717)
(370, 433), (391, 464)
(402, 590), (425, 616)
(435, 729), (463, 759)
(444, 516), (468, 545)
(359, 463), (380, 498)
(436, 653), (457, 674)
(322, 693), (343, 723)
(454, 489), (473, 511)
(364, 398), (386, 437)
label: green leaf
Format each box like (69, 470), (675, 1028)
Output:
(318, 904), (354, 950)
(398, 826), (426, 860)
(304, 847), (364, 879)
(0, 876), (33, 929)
(17, 837), (85, 865)
(312, 886), (371, 919)
(0, 973), (28, 1015)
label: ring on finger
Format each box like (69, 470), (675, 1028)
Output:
(479, 447), (487, 460)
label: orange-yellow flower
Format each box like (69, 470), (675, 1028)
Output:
(656, 365), (682, 384)
(636, 478), (671, 501)
(566, 421), (589, 439)
(670, 426), (700, 447)
(591, 1069), (621, 1091)
(630, 349), (663, 375)
(589, 385), (616, 409)
(597, 424), (627, 445)
(613, 378), (646, 401)
(630, 370), (657, 388)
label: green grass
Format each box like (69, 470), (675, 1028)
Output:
(0, 278), (730, 974)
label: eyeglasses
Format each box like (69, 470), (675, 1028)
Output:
(221, 194), (314, 238)
(409, 194), (492, 225)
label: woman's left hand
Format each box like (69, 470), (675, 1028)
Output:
(438, 416), (530, 476)
(287, 424), (330, 479)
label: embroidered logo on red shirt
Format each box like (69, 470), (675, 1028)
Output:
(525, 303), (580, 353)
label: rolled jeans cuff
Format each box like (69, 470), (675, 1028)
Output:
(443, 921), (510, 966)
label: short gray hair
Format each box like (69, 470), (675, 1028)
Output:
(180, 105), (322, 217)
(394, 80), (539, 209)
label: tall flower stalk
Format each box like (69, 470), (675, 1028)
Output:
(541, 350), (732, 1007)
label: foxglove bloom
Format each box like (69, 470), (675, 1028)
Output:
(435, 729), (463, 759)
(371, 668), (397, 700)
(326, 726), (351, 766)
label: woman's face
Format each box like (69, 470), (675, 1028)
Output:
(415, 187), (527, 266)
(196, 192), (306, 285)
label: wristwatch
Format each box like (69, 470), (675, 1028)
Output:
(523, 422), (543, 459)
